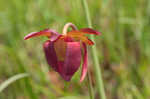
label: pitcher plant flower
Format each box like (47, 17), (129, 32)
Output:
(24, 23), (100, 82)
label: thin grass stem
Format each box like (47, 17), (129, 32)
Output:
(82, 0), (106, 99)
(87, 70), (94, 99)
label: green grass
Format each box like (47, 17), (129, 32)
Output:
(0, 0), (150, 99)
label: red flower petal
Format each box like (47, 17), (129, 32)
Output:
(54, 39), (67, 61)
(44, 40), (82, 81)
(60, 42), (82, 81)
(43, 40), (59, 72)
(80, 43), (88, 82)
(24, 29), (60, 42)
(79, 28), (101, 35)
(67, 31), (94, 45)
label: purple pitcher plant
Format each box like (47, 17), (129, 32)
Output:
(24, 23), (100, 82)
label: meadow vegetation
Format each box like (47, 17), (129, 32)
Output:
(0, 0), (150, 99)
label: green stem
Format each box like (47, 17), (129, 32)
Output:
(87, 70), (94, 99)
(82, 0), (106, 99)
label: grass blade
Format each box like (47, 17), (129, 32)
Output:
(0, 73), (29, 93)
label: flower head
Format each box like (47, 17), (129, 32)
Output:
(24, 23), (100, 82)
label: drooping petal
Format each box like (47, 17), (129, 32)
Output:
(24, 29), (60, 42)
(79, 28), (101, 35)
(43, 39), (82, 81)
(60, 42), (82, 81)
(80, 43), (88, 82)
(67, 31), (94, 45)
(43, 40), (59, 72)
(54, 39), (67, 61)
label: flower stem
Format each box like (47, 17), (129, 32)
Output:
(82, 0), (106, 99)
(62, 22), (77, 35)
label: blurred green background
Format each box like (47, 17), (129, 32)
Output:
(0, 0), (150, 99)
